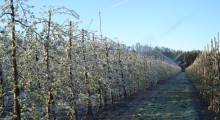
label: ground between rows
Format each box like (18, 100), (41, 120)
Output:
(84, 72), (215, 120)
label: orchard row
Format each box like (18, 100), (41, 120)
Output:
(0, 0), (180, 119)
(186, 33), (220, 116)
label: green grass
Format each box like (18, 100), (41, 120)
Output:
(133, 73), (199, 120)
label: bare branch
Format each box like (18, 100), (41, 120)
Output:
(14, 19), (43, 40)
(34, 20), (48, 24)
(15, 43), (26, 51)
(19, 3), (28, 20)
(52, 7), (80, 20)
(0, 12), (11, 18)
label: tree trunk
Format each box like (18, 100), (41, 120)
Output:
(110, 89), (114, 105)
(117, 43), (127, 100)
(68, 21), (78, 120)
(35, 35), (41, 89)
(69, 23), (74, 120)
(74, 105), (78, 120)
(82, 30), (92, 116)
(98, 88), (103, 109)
(133, 73), (136, 94)
(0, 63), (4, 111)
(45, 10), (55, 120)
(86, 90), (92, 116)
(10, 0), (21, 119)
(104, 90), (108, 106)
(104, 39), (113, 106)
(121, 73), (127, 99)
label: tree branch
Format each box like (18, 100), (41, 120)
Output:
(14, 19), (43, 40)
(0, 12), (11, 18)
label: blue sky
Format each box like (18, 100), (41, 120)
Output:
(3, 0), (220, 51)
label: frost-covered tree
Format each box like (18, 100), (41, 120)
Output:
(187, 34), (220, 113)
(0, 1), (181, 119)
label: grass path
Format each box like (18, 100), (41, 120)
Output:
(88, 72), (212, 120)
(133, 72), (198, 120)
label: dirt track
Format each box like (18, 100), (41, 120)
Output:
(86, 72), (214, 120)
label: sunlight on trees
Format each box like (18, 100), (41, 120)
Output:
(0, 0), (181, 119)
(186, 33), (220, 115)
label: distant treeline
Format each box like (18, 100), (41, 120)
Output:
(154, 46), (200, 70)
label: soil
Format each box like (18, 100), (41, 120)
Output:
(84, 72), (216, 120)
